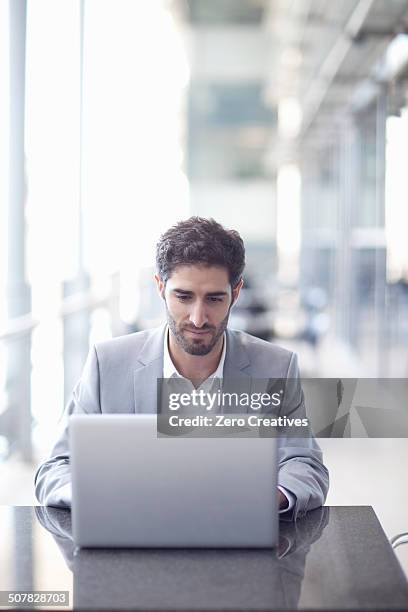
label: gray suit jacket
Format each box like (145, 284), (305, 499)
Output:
(34, 325), (329, 520)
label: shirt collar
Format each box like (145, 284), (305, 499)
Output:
(163, 326), (226, 380)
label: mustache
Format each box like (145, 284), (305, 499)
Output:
(181, 324), (215, 332)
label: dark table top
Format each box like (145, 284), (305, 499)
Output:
(1, 505), (407, 611)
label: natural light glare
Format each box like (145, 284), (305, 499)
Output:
(0, 0), (9, 328)
(0, 1), (10, 432)
(385, 111), (408, 281)
(24, 0), (190, 438)
(384, 34), (408, 78)
(276, 164), (301, 285)
(277, 164), (301, 256)
(278, 97), (302, 139)
(26, 1), (81, 289)
(82, 0), (190, 322)
(25, 0), (81, 440)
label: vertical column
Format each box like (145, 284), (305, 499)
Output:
(7, 0), (32, 461)
(374, 89), (388, 376)
(335, 115), (359, 347)
(325, 140), (339, 306)
(299, 155), (318, 296)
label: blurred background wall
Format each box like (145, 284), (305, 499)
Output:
(1, 0), (408, 569)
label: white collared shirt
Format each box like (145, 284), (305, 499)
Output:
(163, 326), (295, 514)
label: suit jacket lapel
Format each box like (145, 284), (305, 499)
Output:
(133, 325), (165, 414)
(223, 329), (252, 413)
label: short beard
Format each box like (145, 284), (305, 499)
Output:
(166, 307), (230, 356)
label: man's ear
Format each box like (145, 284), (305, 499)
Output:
(231, 278), (244, 306)
(154, 274), (166, 299)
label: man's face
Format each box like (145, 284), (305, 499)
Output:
(155, 265), (242, 356)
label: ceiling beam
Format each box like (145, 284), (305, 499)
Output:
(300, 0), (375, 137)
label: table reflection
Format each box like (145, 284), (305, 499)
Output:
(34, 506), (329, 610)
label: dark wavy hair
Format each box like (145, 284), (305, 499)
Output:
(156, 217), (245, 287)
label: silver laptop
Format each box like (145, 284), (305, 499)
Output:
(70, 414), (278, 548)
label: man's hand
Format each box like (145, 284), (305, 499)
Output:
(278, 488), (289, 511)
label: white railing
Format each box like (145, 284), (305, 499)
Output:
(0, 278), (121, 462)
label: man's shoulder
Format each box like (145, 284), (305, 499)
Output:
(94, 326), (163, 363)
(228, 328), (293, 358)
(227, 329), (296, 377)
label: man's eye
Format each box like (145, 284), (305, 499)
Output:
(208, 297), (223, 303)
(176, 295), (191, 301)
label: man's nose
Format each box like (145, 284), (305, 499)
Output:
(189, 302), (208, 328)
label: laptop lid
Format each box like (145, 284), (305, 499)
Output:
(70, 414), (278, 548)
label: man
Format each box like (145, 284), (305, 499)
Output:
(35, 217), (329, 520)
